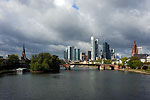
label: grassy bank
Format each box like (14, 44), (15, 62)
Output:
(119, 69), (150, 75)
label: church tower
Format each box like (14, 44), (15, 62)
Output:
(22, 44), (26, 60)
(131, 41), (138, 56)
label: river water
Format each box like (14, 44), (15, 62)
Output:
(0, 68), (150, 100)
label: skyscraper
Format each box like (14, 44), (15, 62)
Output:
(75, 49), (80, 61)
(86, 51), (91, 61)
(131, 41), (138, 56)
(67, 46), (71, 60)
(71, 46), (75, 60)
(98, 44), (103, 59)
(91, 33), (95, 60)
(95, 39), (99, 59)
(64, 48), (68, 60)
(66, 46), (75, 61)
(103, 42), (111, 59)
(74, 48), (80, 61)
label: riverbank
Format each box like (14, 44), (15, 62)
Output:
(0, 70), (16, 74)
(119, 69), (150, 75)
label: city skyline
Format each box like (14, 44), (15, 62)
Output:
(0, 0), (150, 58)
(64, 33), (115, 61)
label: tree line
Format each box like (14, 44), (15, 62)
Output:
(0, 53), (65, 73)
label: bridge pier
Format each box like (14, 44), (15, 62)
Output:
(98, 65), (100, 70)
(100, 66), (105, 70)
(65, 66), (71, 70)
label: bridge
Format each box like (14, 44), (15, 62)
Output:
(62, 63), (121, 70)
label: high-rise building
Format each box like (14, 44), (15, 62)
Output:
(86, 51), (91, 61)
(131, 41), (138, 56)
(64, 48), (66, 60)
(74, 48), (80, 61)
(67, 46), (75, 61)
(137, 47), (143, 54)
(95, 39), (99, 59)
(91, 33), (95, 60)
(98, 44), (103, 59)
(74, 48), (76, 61)
(65, 47), (80, 61)
(64, 48), (68, 60)
(82, 53), (86, 61)
(80, 52), (82, 61)
(67, 46), (71, 60)
(110, 49), (115, 59)
(103, 42), (111, 59)
(71, 46), (75, 60)
(76, 49), (80, 61)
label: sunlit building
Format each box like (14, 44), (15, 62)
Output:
(91, 33), (95, 60)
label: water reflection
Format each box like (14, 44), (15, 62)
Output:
(0, 69), (150, 100)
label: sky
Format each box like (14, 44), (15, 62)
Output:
(0, 0), (150, 59)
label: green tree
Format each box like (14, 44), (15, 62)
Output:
(30, 53), (60, 72)
(127, 56), (143, 69)
(96, 59), (102, 64)
(49, 55), (60, 72)
(0, 59), (3, 70)
(132, 60), (143, 69)
(104, 59), (112, 64)
(121, 57), (128, 65)
(60, 59), (66, 64)
(8, 54), (19, 69)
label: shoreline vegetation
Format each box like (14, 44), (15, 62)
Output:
(30, 53), (61, 73)
(119, 69), (150, 75)
(0, 53), (65, 74)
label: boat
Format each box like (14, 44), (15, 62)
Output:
(70, 65), (75, 68)
(16, 68), (27, 74)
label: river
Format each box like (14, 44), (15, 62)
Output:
(0, 68), (150, 100)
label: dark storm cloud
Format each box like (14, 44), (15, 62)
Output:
(0, 0), (150, 58)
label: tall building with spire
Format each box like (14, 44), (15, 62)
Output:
(21, 44), (26, 60)
(91, 33), (95, 60)
(131, 41), (138, 56)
